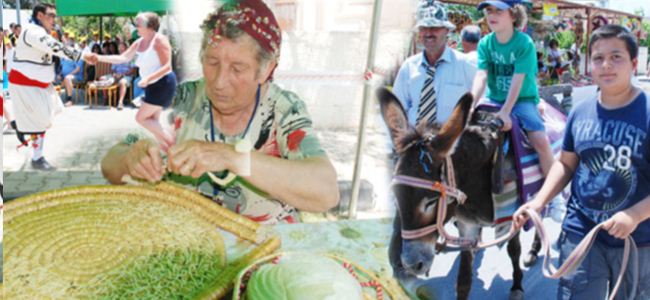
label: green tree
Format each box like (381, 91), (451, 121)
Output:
(642, 20), (650, 48)
(446, 4), (481, 22)
(59, 16), (132, 42)
(633, 8), (644, 17)
(554, 30), (576, 49)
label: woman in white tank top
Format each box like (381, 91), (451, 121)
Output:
(86, 12), (177, 150)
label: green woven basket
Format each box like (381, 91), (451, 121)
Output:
(3, 182), (280, 300)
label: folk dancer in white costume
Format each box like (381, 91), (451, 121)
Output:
(8, 3), (91, 170)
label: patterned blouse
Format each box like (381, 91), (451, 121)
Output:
(170, 79), (327, 224)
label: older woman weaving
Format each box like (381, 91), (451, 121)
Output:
(101, 0), (339, 224)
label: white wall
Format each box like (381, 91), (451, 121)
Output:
(175, 0), (416, 128)
(638, 47), (648, 75)
(2, 9), (31, 29)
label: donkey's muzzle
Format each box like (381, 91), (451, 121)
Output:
(401, 240), (434, 277)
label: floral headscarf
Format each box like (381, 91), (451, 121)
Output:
(202, 0), (281, 60)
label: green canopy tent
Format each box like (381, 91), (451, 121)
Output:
(57, 0), (172, 17)
(56, 0), (173, 44)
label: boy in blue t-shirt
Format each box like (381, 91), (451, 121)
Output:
(471, 0), (555, 177)
(514, 24), (650, 299)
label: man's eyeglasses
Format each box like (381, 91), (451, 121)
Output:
(46, 12), (57, 18)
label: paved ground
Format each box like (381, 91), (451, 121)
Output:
(3, 104), (142, 199)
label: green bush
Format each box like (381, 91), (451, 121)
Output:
(555, 30), (576, 49)
(62, 16), (130, 41)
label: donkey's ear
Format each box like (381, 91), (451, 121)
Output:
(430, 92), (473, 156)
(378, 87), (409, 149)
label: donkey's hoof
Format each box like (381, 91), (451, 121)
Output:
(509, 289), (524, 300)
(523, 252), (538, 267)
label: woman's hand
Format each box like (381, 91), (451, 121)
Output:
(167, 140), (238, 178)
(83, 53), (98, 65)
(137, 77), (150, 88)
(123, 139), (164, 183)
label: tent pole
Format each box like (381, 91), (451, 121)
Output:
(635, 16), (641, 76)
(166, 10), (171, 32)
(585, 8), (592, 76)
(100, 16), (103, 46)
(348, 0), (383, 219)
(16, 0), (22, 25)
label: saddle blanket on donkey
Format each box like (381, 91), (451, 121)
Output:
(476, 100), (568, 238)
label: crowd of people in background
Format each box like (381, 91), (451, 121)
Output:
(446, 21), (595, 87)
(2, 5), (172, 171)
(3, 19), (145, 112)
(449, 29), (584, 86)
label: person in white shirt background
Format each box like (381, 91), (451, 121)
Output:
(460, 24), (481, 68)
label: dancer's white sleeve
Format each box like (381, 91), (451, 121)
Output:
(23, 27), (82, 62)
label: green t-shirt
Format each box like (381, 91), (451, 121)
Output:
(478, 31), (539, 104)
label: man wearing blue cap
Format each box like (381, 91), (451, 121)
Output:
(392, 0), (476, 127)
(477, 0), (521, 11)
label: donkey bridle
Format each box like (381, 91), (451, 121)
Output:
(392, 156), (470, 243)
(392, 117), (504, 247)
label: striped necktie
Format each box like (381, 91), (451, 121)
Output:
(416, 61), (442, 125)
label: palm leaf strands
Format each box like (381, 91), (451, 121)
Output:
(3, 182), (280, 299)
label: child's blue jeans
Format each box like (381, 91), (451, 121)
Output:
(557, 230), (650, 300)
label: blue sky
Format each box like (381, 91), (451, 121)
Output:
(605, 1), (650, 16)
